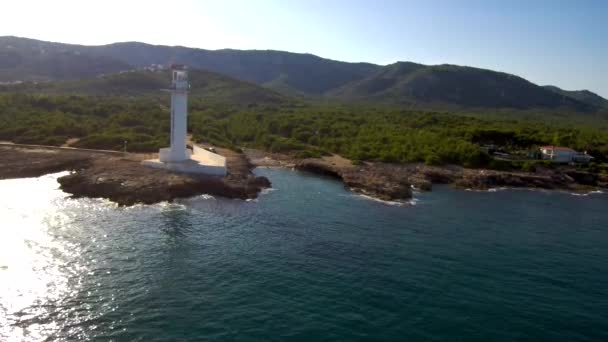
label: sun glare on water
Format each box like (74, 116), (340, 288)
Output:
(0, 172), (88, 340)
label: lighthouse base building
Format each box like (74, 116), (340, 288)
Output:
(142, 66), (227, 176)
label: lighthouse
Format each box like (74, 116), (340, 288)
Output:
(142, 65), (227, 176)
(160, 65), (190, 162)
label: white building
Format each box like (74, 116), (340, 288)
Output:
(159, 67), (190, 162)
(540, 146), (593, 163)
(142, 65), (227, 176)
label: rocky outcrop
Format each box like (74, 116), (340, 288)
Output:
(406, 164), (461, 190)
(249, 149), (607, 200)
(0, 145), (270, 206)
(295, 159), (412, 201)
(57, 157), (270, 206)
(454, 170), (559, 190)
(0, 146), (92, 179)
(342, 170), (412, 201)
(565, 170), (608, 187)
(452, 168), (606, 192)
(295, 159), (342, 178)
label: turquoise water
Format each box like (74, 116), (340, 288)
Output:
(1, 168), (607, 341)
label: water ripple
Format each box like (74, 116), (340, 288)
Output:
(1, 170), (608, 341)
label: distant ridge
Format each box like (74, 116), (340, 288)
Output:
(0, 36), (129, 81)
(328, 62), (596, 111)
(543, 85), (608, 110)
(0, 36), (605, 111)
(0, 68), (288, 106)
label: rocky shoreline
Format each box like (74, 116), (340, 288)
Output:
(245, 149), (608, 202)
(0, 145), (270, 206)
(1, 144), (606, 206)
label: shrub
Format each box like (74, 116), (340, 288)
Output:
(521, 161), (536, 173)
(295, 150), (321, 159)
(488, 159), (515, 171)
(541, 160), (556, 169)
(463, 151), (491, 168)
(269, 138), (305, 153)
(425, 154), (441, 166)
(40, 135), (68, 146)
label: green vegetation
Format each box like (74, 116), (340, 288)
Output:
(0, 94), (169, 151)
(543, 85), (608, 110)
(329, 62), (597, 111)
(3, 36), (607, 111)
(2, 92), (608, 168)
(0, 69), (288, 106)
(3, 37), (608, 172)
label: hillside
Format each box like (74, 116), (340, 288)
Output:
(329, 62), (593, 111)
(87, 43), (380, 95)
(0, 68), (289, 106)
(543, 85), (608, 110)
(0, 36), (604, 112)
(0, 36), (129, 81)
(0, 36), (378, 95)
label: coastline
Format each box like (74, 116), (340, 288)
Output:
(244, 148), (608, 201)
(0, 144), (270, 206)
(1, 143), (606, 206)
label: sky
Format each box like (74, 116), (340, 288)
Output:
(1, 0), (607, 97)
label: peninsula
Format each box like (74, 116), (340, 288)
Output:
(0, 144), (270, 206)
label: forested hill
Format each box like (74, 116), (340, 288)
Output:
(328, 62), (595, 111)
(0, 69), (289, 106)
(1, 36), (606, 112)
(0, 36), (129, 81)
(543, 85), (608, 110)
(0, 36), (378, 96)
(86, 42), (379, 96)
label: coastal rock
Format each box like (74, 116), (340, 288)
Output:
(451, 168), (603, 192)
(598, 174), (608, 188)
(565, 171), (602, 186)
(246, 175), (272, 188)
(417, 165), (460, 184)
(295, 159), (412, 201)
(253, 150), (607, 197)
(56, 158), (264, 205)
(405, 164), (462, 190)
(1, 145), (270, 206)
(454, 171), (544, 190)
(295, 159), (343, 178)
(0, 146), (92, 179)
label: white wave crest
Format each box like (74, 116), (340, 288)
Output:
(260, 188), (277, 195)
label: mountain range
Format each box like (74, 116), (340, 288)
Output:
(1, 36), (606, 112)
(0, 68), (287, 106)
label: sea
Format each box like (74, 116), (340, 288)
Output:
(1, 168), (607, 341)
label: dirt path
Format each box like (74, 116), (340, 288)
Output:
(62, 138), (80, 147)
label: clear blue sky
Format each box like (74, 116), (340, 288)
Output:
(2, 0), (607, 97)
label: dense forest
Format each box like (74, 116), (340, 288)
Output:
(1, 93), (608, 172)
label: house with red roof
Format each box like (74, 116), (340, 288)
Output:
(540, 146), (593, 163)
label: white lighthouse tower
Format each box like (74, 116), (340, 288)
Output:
(160, 65), (190, 162)
(142, 65), (227, 176)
